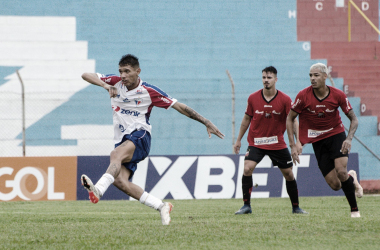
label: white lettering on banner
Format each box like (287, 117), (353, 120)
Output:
(149, 156), (197, 200)
(254, 136), (278, 145)
(194, 156), (235, 199)
(302, 42), (310, 51)
(235, 156), (272, 199)
(0, 166), (64, 201)
(308, 128), (333, 138)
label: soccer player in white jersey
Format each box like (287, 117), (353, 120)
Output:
(287, 63), (363, 218)
(80, 54), (224, 225)
(234, 66), (307, 215)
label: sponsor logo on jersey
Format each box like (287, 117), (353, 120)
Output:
(345, 98), (351, 112)
(119, 124), (126, 132)
(105, 78), (111, 83)
(307, 108), (316, 114)
(254, 136), (278, 145)
(307, 128), (333, 138)
(272, 110), (281, 115)
(316, 105), (325, 107)
(160, 97), (171, 104)
(120, 109), (140, 117)
(264, 105), (272, 107)
(112, 105), (120, 112)
(136, 89), (143, 94)
(325, 109), (335, 112)
(123, 98), (130, 103)
(255, 110), (264, 115)
(292, 99), (301, 109)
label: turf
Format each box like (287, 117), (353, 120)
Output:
(0, 196), (379, 249)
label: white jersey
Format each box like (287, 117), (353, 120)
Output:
(97, 74), (177, 144)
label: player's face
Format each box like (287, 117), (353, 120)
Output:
(309, 68), (327, 89)
(262, 72), (277, 90)
(119, 65), (141, 89)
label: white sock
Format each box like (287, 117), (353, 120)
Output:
(95, 173), (114, 197)
(139, 191), (164, 210)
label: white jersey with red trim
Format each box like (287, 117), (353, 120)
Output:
(97, 73), (177, 144)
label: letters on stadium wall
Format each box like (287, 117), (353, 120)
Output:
(76, 154), (359, 201)
(0, 154), (359, 201)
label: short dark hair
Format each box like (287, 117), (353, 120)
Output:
(119, 54), (140, 68)
(262, 66), (277, 75)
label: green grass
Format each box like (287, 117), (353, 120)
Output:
(0, 196), (379, 249)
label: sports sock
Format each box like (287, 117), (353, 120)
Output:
(242, 175), (253, 206)
(95, 173), (114, 197)
(139, 191), (164, 210)
(286, 179), (299, 208)
(341, 176), (359, 212)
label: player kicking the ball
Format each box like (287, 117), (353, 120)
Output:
(234, 66), (307, 215)
(81, 54), (224, 225)
(287, 63), (363, 218)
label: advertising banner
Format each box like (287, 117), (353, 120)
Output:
(76, 154), (359, 201)
(0, 157), (77, 201)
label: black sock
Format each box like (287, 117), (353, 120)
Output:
(286, 179), (299, 208)
(242, 175), (253, 205)
(341, 176), (359, 212)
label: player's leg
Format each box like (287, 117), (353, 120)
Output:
(81, 139), (135, 203)
(235, 146), (263, 215)
(334, 157), (360, 218)
(113, 167), (173, 225)
(272, 148), (308, 214)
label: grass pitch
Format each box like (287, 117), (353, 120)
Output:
(0, 196), (379, 249)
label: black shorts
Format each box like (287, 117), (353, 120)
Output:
(312, 131), (348, 177)
(244, 146), (293, 169)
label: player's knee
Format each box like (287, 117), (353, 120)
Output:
(336, 170), (348, 181)
(329, 182), (341, 191)
(110, 149), (132, 162)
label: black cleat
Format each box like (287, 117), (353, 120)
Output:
(235, 204), (252, 215)
(292, 207), (309, 214)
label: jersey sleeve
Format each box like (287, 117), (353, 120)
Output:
(96, 73), (121, 86)
(143, 83), (177, 109)
(285, 95), (292, 115)
(338, 91), (353, 114)
(245, 95), (254, 117)
(291, 92), (304, 114)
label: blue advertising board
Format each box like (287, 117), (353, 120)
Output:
(77, 154), (359, 200)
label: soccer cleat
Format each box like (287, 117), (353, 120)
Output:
(351, 211), (361, 218)
(235, 204), (252, 215)
(160, 202), (173, 225)
(292, 207), (309, 214)
(81, 174), (100, 204)
(348, 170), (363, 198)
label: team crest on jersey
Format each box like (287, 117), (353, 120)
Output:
(134, 98), (143, 106)
(317, 110), (325, 118)
(265, 111), (272, 119)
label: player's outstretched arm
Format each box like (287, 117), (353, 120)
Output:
(233, 114), (251, 154)
(286, 110), (302, 165)
(81, 73), (117, 98)
(172, 102), (224, 139)
(341, 109), (358, 154)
